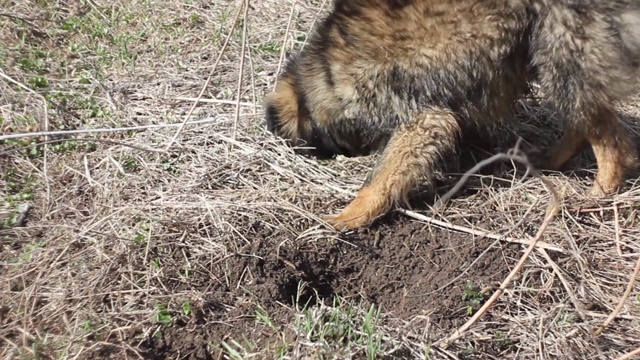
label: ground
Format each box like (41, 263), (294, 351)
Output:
(1, 1), (640, 359)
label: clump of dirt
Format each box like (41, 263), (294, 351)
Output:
(137, 214), (520, 359)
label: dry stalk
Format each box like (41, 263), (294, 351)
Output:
(399, 208), (563, 252)
(273, 0), (297, 89)
(0, 138), (167, 157)
(233, 0), (250, 144)
(163, 0), (244, 150)
(614, 203), (623, 256)
(596, 253), (640, 335)
(0, 70), (51, 211)
(174, 97), (254, 107)
(537, 247), (604, 357)
(615, 346), (640, 360)
(437, 139), (560, 349)
(334, 163), (562, 251)
(0, 118), (223, 142)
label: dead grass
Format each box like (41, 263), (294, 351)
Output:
(1, 0), (640, 359)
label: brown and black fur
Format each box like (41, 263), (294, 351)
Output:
(264, 0), (640, 230)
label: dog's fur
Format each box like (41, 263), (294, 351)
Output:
(264, 0), (640, 230)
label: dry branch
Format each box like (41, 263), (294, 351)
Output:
(437, 139), (561, 349)
(596, 253), (640, 336)
(163, 1), (245, 150)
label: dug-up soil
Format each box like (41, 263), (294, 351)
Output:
(141, 216), (522, 359)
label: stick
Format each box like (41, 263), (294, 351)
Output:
(596, 253), (640, 335)
(399, 208), (563, 252)
(437, 140), (561, 349)
(273, 0), (297, 89)
(614, 203), (623, 256)
(615, 347), (640, 360)
(0, 138), (167, 157)
(233, 0), (249, 143)
(0, 118), (224, 142)
(174, 96), (254, 107)
(163, 0), (244, 150)
(537, 247), (604, 357)
(0, 70), (51, 212)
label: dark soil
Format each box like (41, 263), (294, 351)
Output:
(132, 212), (522, 360)
(129, 124), (554, 360)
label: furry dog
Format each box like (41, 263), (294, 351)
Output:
(264, 0), (640, 230)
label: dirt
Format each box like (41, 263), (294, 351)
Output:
(119, 129), (545, 360)
(128, 211), (521, 360)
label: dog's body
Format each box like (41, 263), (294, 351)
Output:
(265, 0), (640, 230)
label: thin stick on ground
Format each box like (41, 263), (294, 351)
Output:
(398, 208), (563, 252)
(436, 139), (561, 349)
(411, 200), (546, 298)
(595, 253), (640, 336)
(174, 97), (254, 107)
(273, 0), (297, 89)
(0, 70), (51, 213)
(163, 1), (244, 150)
(0, 138), (167, 157)
(0, 118), (224, 142)
(397, 138), (563, 252)
(537, 247), (604, 357)
(614, 203), (623, 256)
(436, 138), (529, 207)
(300, 0), (329, 49)
(615, 346), (640, 360)
(329, 155), (562, 252)
(233, 0), (250, 143)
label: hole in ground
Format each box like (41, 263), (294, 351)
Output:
(278, 262), (338, 307)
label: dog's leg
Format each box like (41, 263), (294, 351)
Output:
(324, 107), (460, 230)
(545, 109), (636, 196)
(584, 108), (637, 196)
(532, 3), (640, 196)
(544, 129), (588, 171)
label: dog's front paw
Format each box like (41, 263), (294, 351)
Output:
(323, 188), (389, 230)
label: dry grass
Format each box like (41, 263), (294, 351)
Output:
(1, 0), (640, 359)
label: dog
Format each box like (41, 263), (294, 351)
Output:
(264, 0), (640, 230)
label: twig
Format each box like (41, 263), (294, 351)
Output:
(273, 0), (297, 89)
(537, 247), (604, 357)
(0, 69), (52, 214)
(572, 204), (634, 213)
(330, 169), (563, 252)
(174, 96), (254, 107)
(233, 0), (249, 143)
(436, 138), (526, 207)
(437, 140), (560, 349)
(0, 12), (42, 30)
(301, 0), (328, 49)
(614, 203), (623, 256)
(596, 253), (640, 335)
(246, 33), (258, 115)
(327, 143), (562, 252)
(397, 138), (563, 253)
(410, 200), (548, 298)
(0, 69), (39, 94)
(440, 199), (559, 348)
(615, 347), (640, 360)
(0, 118), (224, 142)
(0, 335), (32, 354)
(163, 1), (244, 150)
(399, 208), (563, 252)
(0, 137), (167, 157)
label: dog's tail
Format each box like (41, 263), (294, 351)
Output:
(530, 0), (640, 113)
